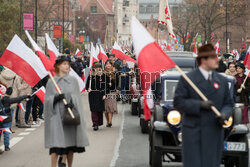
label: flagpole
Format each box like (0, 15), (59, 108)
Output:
(104, 24), (108, 48)
(174, 65), (221, 117)
(237, 71), (250, 93)
(48, 72), (75, 119)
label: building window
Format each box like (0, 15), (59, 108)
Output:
(90, 6), (97, 13)
(123, 0), (129, 7)
(140, 4), (147, 13)
(146, 5), (153, 13)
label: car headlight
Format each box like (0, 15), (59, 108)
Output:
(167, 110), (181, 125)
(223, 116), (233, 128)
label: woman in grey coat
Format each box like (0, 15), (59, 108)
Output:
(44, 56), (89, 167)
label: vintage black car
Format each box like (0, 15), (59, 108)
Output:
(138, 54), (197, 133)
(149, 72), (249, 167)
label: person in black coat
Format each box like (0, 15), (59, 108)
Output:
(86, 62), (105, 131)
(174, 44), (234, 167)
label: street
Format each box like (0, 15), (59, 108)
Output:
(0, 93), (249, 167)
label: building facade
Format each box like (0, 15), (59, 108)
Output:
(78, 0), (115, 47)
(114, 0), (139, 46)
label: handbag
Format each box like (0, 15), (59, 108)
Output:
(62, 102), (81, 126)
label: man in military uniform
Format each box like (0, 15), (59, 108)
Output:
(174, 44), (234, 167)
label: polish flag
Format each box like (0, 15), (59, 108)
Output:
(33, 86), (46, 104)
(89, 43), (99, 67)
(45, 34), (86, 92)
(95, 45), (100, 62)
(131, 16), (176, 120)
(214, 41), (220, 54)
(25, 31), (54, 72)
(81, 67), (91, 92)
(45, 33), (58, 65)
(18, 103), (26, 112)
(164, 42), (172, 51)
(1, 128), (12, 134)
(98, 45), (108, 62)
(75, 48), (82, 56)
(0, 115), (7, 122)
(243, 47), (250, 68)
(0, 35), (48, 87)
(111, 42), (136, 63)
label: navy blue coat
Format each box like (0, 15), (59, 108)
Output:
(174, 69), (234, 167)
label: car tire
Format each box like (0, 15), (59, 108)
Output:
(140, 118), (149, 134)
(154, 105), (164, 122)
(131, 102), (138, 115)
(149, 130), (162, 167)
(233, 107), (242, 125)
(236, 136), (249, 167)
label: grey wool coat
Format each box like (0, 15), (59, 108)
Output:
(44, 74), (89, 149)
(174, 69), (234, 167)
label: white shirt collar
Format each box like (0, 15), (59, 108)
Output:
(199, 67), (212, 80)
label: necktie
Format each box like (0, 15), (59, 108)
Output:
(208, 74), (212, 83)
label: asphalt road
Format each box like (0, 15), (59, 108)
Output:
(0, 93), (249, 167)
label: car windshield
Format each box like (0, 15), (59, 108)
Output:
(164, 80), (178, 101)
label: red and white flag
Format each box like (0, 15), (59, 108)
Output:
(75, 48), (82, 56)
(131, 16), (176, 120)
(111, 42), (136, 63)
(81, 67), (91, 92)
(0, 35), (48, 87)
(25, 31), (54, 72)
(164, 41), (172, 51)
(1, 128), (12, 134)
(214, 41), (220, 54)
(33, 86), (46, 104)
(18, 103), (26, 112)
(95, 45), (100, 61)
(98, 45), (108, 62)
(45, 33), (58, 65)
(89, 43), (99, 67)
(158, 0), (176, 40)
(243, 47), (250, 68)
(0, 115), (7, 122)
(45, 33), (86, 92)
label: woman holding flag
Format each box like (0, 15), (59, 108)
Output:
(86, 62), (106, 131)
(235, 63), (250, 124)
(44, 55), (89, 167)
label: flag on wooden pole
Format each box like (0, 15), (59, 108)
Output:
(158, 0), (176, 40)
(33, 86), (46, 104)
(45, 33), (86, 92)
(0, 35), (48, 87)
(25, 31), (54, 72)
(131, 16), (176, 120)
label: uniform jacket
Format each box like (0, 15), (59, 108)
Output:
(44, 74), (89, 148)
(120, 66), (131, 90)
(174, 68), (234, 167)
(86, 73), (105, 112)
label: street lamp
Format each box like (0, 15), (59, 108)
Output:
(220, 0), (229, 53)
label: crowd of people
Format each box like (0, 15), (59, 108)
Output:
(0, 48), (136, 164)
(216, 46), (250, 124)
